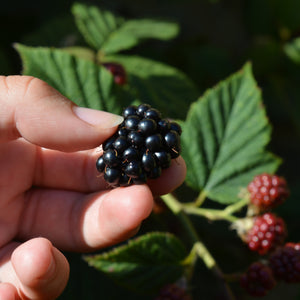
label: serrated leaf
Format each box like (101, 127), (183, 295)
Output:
(181, 63), (281, 204)
(103, 54), (199, 119)
(72, 3), (179, 54)
(15, 43), (123, 114)
(84, 232), (188, 294)
(284, 37), (300, 64)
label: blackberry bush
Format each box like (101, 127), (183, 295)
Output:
(96, 103), (182, 186)
(240, 262), (276, 297)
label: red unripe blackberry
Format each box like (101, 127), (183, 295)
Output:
(247, 173), (289, 210)
(240, 262), (276, 297)
(102, 62), (127, 85)
(269, 243), (300, 283)
(154, 283), (191, 300)
(245, 213), (287, 255)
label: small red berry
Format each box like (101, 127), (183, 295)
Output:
(245, 213), (287, 255)
(154, 283), (192, 300)
(240, 262), (276, 297)
(247, 173), (289, 210)
(269, 243), (300, 283)
(102, 62), (127, 85)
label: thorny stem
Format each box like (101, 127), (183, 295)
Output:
(161, 194), (236, 300)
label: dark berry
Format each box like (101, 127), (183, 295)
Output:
(157, 119), (171, 134)
(142, 151), (157, 172)
(240, 262), (276, 297)
(96, 155), (105, 172)
(248, 173), (289, 210)
(103, 149), (120, 168)
(154, 151), (171, 169)
(104, 167), (121, 184)
(138, 118), (157, 135)
(170, 122), (182, 135)
(148, 166), (162, 179)
(117, 127), (128, 137)
(123, 147), (139, 161)
(125, 115), (140, 130)
(102, 62), (127, 85)
(102, 136), (116, 151)
(122, 105), (137, 118)
(124, 161), (142, 178)
(145, 134), (163, 152)
(136, 103), (151, 117)
(96, 103), (182, 186)
(145, 108), (161, 120)
(119, 173), (131, 187)
(164, 130), (180, 149)
(127, 131), (144, 148)
(133, 172), (147, 184)
(113, 136), (128, 153)
(269, 243), (300, 283)
(245, 213), (287, 255)
(170, 145), (181, 159)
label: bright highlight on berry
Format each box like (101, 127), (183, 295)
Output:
(96, 103), (182, 187)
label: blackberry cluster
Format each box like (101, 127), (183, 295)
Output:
(96, 103), (182, 187)
(154, 284), (192, 300)
(269, 243), (300, 283)
(245, 213), (287, 255)
(248, 173), (289, 210)
(240, 262), (276, 297)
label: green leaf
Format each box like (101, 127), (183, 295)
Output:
(84, 232), (188, 294)
(15, 43), (123, 114)
(103, 54), (199, 119)
(72, 3), (179, 54)
(284, 37), (300, 64)
(181, 63), (281, 204)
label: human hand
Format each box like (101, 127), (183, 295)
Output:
(0, 76), (186, 300)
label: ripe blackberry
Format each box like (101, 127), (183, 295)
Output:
(154, 283), (192, 300)
(269, 243), (300, 283)
(247, 173), (289, 210)
(96, 103), (182, 186)
(102, 62), (127, 85)
(240, 262), (276, 297)
(245, 213), (287, 255)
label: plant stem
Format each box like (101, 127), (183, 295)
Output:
(161, 194), (236, 300)
(195, 190), (207, 207)
(183, 197), (249, 223)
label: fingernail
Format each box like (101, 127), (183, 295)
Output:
(73, 106), (123, 128)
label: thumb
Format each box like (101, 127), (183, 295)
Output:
(0, 76), (123, 151)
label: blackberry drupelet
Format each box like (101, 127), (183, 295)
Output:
(96, 103), (182, 186)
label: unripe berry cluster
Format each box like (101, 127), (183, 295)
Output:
(247, 173), (289, 210)
(240, 243), (300, 297)
(96, 103), (182, 187)
(245, 212), (286, 255)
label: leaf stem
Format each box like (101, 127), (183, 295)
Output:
(194, 190), (207, 207)
(161, 194), (236, 300)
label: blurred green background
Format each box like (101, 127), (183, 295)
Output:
(2, 0), (300, 299)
